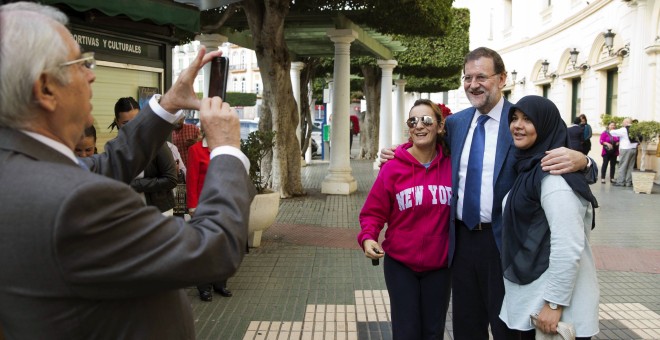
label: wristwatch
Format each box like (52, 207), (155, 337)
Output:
(547, 302), (558, 310)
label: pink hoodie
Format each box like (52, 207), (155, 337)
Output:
(358, 142), (452, 272)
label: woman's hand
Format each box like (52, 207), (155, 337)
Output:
(362, 239), (385, 260)
(536, 303), (563, 334)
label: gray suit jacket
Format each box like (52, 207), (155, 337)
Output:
(446, 100), (516, 266)
(0, 106), (256, 339)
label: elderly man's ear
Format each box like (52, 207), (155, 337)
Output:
(33, 73), (58, 112)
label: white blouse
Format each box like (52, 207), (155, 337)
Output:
(499, 175), (600, 337)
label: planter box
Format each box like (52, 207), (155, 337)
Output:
(248, 191), (280, 247)
(632, 171), (656, 194)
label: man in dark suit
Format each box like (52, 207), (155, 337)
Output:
(0, 3), (255, 339)
(382, 47), (595, 339)
(567, 116), (586, 152)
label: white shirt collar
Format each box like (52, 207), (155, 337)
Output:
(475, 96), (504, 123)
(19, 130), (78, 163)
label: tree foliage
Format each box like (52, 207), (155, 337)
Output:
(393, 7), (470, 78)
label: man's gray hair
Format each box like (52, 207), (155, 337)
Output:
(0, 2), (71, 128)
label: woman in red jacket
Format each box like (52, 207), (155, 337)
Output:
(186, 135), (232, 302)
(358, 99), (452, 339)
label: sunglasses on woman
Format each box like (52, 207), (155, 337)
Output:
(406, 116), (436, 128)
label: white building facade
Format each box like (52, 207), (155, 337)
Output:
(443, 0), (659, 129)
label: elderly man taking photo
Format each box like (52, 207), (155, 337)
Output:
(0, 2), (255, 339)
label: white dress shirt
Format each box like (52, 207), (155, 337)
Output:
(456, 97), (504, 223)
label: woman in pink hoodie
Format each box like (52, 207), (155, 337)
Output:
(358, 99), (452, 339)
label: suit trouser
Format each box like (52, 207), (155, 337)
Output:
(615, 148), (636, 185)
(384, 254), (451, 340)
(451, 223), (516, 340)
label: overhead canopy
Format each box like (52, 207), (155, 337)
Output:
(216, 14), (406, 60)
(174, 0), (242, 11)
(42, 0), (200, 34)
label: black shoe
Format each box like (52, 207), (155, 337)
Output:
(612, 182), (625, 187)
(214, 286), (233, 297)
(199, 290), (213, 302)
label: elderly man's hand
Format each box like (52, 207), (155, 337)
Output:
(160, 47), (222, 113)
(200, 97), (240, 150)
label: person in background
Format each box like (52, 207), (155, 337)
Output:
(172, 115), (201, 168)
(379, 47), (595, 339)
(74, 125), (97, 157)
(501, 95), (599, 339)
(0, 2), (254, 338)
(579, 114), (592, 155)
(187, 132), (233, 302)
(567, 117), (585, 152)
(349, 114), (360, 152)
(110, 97), (178, 215)
(167, 141), (186, 180)
(610, 118), (638, 187)
(599, 122), (619, 184)
(610, 118), (637, 187)
(359, 99), (452, 339)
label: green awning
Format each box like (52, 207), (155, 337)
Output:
(42, 0), (200, 34)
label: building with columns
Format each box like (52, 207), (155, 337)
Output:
(408, 0), (659, 181)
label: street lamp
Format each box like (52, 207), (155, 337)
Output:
(603, 29), (615, 55)
(541, 60), (549, 77)
(569, 48), (579, 68)
(511, 70), (517, 84)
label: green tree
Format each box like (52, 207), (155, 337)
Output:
(202, 0), (458, 197)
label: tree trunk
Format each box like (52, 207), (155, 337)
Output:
(359, 64), (381, 160)
(242, 0), (304, 198)
(299, 58), (319, 153)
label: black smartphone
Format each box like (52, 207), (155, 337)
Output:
(208, 56), (229, 99)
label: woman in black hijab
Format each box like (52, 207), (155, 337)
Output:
(499, 96), (599, 339)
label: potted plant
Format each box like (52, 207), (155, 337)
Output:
(240, 130), (279, 247)
(628, 120), (660, 193)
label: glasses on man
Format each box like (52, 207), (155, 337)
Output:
(59, 52), (96, 70)
(462, 73), (498, 84)
(406, 116), (436, 128)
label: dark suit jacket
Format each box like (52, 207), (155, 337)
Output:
(446, 100), (517, 266)
(567, 124), (585, 152)
(0, 106), (256, 339)
(130, 143), (178, 212)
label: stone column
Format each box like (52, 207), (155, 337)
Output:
(393, 78), (407, 145)
(374, 60), (398, 169)
(629, 0), (649, 119)
(290, 61), (307, 165)
(195, 34), (228, 97)
(322, 29), (358, 195)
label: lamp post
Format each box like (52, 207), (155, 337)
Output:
(603, 29), (616, 55)
(541, 60), (549, 77)
(569, 48), (579, 68)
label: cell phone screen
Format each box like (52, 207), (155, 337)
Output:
(208, 56), (229, 99)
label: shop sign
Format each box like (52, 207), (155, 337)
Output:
(70, 30), (160, 59)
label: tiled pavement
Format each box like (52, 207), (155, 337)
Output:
(189, 156), (660, 339)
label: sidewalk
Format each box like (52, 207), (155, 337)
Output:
(189, 159), (660, 340)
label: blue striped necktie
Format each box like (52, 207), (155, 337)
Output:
(462, 114), (490, 229)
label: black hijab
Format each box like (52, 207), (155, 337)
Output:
(502, 95), (598, 285)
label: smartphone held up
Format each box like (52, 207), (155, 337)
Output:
(208, 56), (229, 100)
